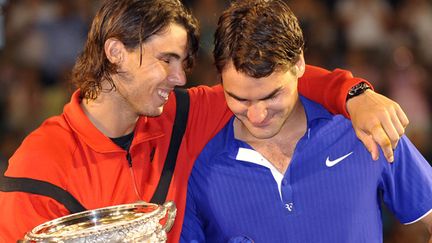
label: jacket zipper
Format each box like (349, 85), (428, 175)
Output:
(126, 150), (143, 202)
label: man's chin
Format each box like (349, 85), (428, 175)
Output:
(246, 127), (278, 140)
(140, 107), (164, 117)
(250, 133), (276, 140)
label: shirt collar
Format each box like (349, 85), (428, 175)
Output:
(299, 95), (333, 126)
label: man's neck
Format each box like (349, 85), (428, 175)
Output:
(235, 99), (307, 173)
(80, 90), (139, 138)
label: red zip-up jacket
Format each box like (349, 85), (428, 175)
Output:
(0, 65), (367, 242)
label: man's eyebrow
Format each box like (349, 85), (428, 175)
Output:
(225, 87), (283, 101)
(225, 90), (247, 101)
(260, 87), (282, 100)
(158, 52), (182, 60)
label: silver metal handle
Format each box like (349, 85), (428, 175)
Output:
(161, 201), (177, 232)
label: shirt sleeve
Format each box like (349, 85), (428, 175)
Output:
(184, 85), (232, 164)
(0, 191), (69, 242)
(0, 127), (75, 242)
(298, 65), (373, 117)
(380, 136), (432, 224)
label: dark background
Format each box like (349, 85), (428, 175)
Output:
(0, 0), (431, 241)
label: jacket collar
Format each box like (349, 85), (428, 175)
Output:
(63, 90), (164, 153)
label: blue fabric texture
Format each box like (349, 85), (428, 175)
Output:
(181, 96), (432, 243)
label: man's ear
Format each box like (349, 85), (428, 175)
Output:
(294, 53), (306, 78)
(104, 38), (125, 65)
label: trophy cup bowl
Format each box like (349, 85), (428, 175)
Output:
(22, 201), (177, 243)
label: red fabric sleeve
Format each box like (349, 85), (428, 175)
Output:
(183, 85), (232, 165)
(0, 192), (69, 242)
(298, 65), (373, 117)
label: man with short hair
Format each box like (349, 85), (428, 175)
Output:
(0, 0), (409, 242)
(181, 0), (432, 242)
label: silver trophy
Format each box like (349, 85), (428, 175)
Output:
(22, 201), (177, 243)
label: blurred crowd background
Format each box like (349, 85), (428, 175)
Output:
(0, 0), (431, 242)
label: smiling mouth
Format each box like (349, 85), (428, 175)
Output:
(251, 115), (274, 128)
(252, 122), (271, 128)
(157, 89), (170, 101)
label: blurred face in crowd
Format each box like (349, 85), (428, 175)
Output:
(109, 23), (188, 117)
(222, 57), (305, 140)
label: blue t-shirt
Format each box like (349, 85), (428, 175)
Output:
(181, 97), (432, 243)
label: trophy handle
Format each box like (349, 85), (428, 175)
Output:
(161, 201), (177, 232)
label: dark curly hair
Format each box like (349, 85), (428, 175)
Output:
(214, 0), (304, 78)
(71, 0), (199, 100)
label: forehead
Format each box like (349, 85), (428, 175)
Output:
(222, 61), (293, 95)
(144, 23), (188, 58)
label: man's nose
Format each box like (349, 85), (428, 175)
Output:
(247, 101), (267, 125)
(168, 67), (186, 86)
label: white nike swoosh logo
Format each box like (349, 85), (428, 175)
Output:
(325, 152), (353, 167)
